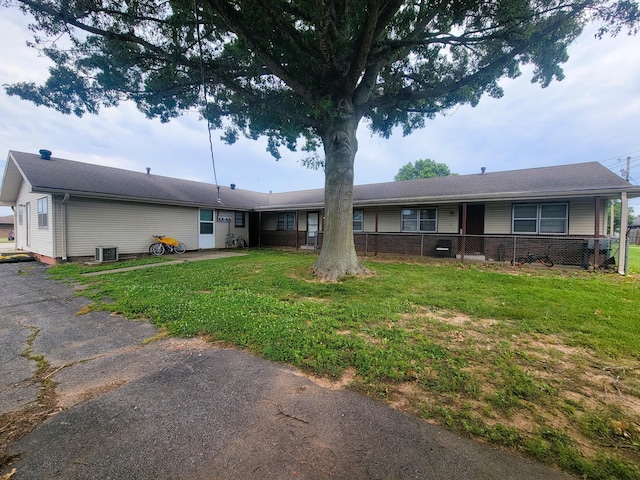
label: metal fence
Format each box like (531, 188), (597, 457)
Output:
(351, 233), (622, 270)
(259, 230), (624, 271)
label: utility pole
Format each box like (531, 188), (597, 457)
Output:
(627, 156), (631, 181)
(622, 156), (631, 181)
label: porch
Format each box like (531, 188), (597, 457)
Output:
(260, 230), (625, 272)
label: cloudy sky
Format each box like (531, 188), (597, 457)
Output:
(1, 7), (639, 218)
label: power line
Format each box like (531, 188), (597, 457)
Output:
(193, 0), (221, 203)
(597, 150), (640, 169)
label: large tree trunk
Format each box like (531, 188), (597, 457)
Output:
(313, 101), (372, 282)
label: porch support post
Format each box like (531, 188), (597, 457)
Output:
(374, 207), (379, 255)
(618, 192), (629, 275)
(295, 211), (299, 250)
(460, 203), (467, 263)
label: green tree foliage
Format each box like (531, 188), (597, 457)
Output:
(608, 200), (636, 234)
(395, 159), (454, 181)
(4, 0), (639, 280)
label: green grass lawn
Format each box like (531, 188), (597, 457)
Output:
(627, 244), (640, 274)
(51, 250), (640, 479)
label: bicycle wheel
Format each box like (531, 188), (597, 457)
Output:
(511, 257), (525, 266)
(150, 243), (165, 256)
(174, 243), (186, 254)
(539, 257), (554, 267)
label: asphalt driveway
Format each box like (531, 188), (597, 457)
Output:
(0, 260), (573, 479)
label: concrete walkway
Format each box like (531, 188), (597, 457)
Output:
(81, 250), (245, 276)
(0, 260), (573, 479)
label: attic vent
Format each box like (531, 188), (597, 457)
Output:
(95, 246), (118, 263)
(39, 149), (52, 160)
(230, 183), (236, 190)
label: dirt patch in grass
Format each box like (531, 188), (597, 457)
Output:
(394, 309), (640, 466)
(302, 367), (358, 391)
(325, 306), (640, 470)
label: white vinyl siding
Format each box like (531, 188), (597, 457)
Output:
(216, 209), (249, 248)
(376, 207), (398, 232)
(297, 212), (306, 231)
(568, 200), (595, 235)
(53, 195), (64, 258)
(485, 203), (511, 234)
(15, 182), (54, 257)
(362, 208), (377, 231)
(437, 206), (459, 234)
(65, 198), (198, 257)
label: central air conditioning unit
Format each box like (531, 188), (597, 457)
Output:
(95, 246), (118, 263)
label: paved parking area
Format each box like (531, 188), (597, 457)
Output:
(1, 260), (573, 479)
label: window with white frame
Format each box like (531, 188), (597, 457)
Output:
(512, 203), (568, 234)
(277, 212), (296, 231)
(353, 209), (363, 232)
(401, 208), (437, 232)
(18, 204), (23, 225)
(37, 197), (48, 228)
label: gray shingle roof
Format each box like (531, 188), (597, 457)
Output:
(4, 150), (639, 211)
(267, 161), (639, 208)
(349, 162), (638, 205)
(7, 151), (268, 209)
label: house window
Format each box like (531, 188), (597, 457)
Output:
(200, 209), (214, 234)
(401, 208), (437, 232)
(18, 205), (23, 225)
(277, 212), (296, 231)
(353, 210), (363, 232)
(539, 204), (568, 233)
(37, 197), (48, 228)
(235, 211), (245, 228)
(513, 203), (567, 234)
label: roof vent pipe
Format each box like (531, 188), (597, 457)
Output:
(146, 167), (151, 175)
(481, 167), (486, 174)
(230, 183), (236, 190)
(39, 149), (52, 160)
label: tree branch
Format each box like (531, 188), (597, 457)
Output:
(205, 0), (316, 105)
(368, 5), (584, 112)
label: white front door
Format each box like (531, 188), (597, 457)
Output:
(307, 212), (319, 245)
(199, 209), (215, 248)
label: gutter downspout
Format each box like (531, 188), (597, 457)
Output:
(594, 197), (601, 267)
(618, 192), (628, 275)
(61, 194), (69, 261)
